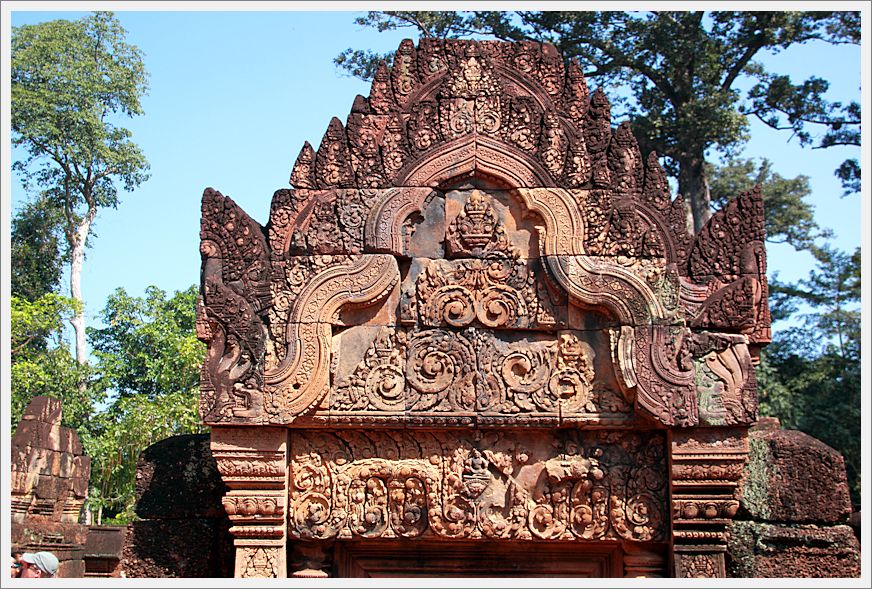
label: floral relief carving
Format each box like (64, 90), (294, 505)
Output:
(200, 37), (770, 579)
(506, 96), (541, 153)
(331, 326), (630, 420)
(288, 430), (667, 543)
(408, 101), (442, 154)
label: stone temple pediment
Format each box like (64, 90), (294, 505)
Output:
(198, 38), (769, 578)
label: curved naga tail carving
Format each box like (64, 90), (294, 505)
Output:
(364, 187), (436, 255)
(516, 187), (665, 326)
(264, 255), (399, 422)
(513, 187), (694, 426)
(635, 326), (697, 427)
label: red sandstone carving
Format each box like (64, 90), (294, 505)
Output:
(199, 37), (771, 578)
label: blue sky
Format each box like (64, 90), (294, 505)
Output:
(4, 5), (867, 339)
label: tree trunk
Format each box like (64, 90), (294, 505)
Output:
(69, 206), (97, 366)
(677, 154), (712, 234)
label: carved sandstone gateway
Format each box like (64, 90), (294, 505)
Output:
(198, 38), (769, 578)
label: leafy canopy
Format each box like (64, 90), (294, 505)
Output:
(10, 294), (95, 430)
(762, 246), (861, 503)
(12, 10), (150, 236)
(84, 286), (206, 522)
(89, 285), (205, 401)
(708, 158), (828, 251)
(11, 198), (66, 302)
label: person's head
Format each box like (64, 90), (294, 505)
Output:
(19, 552), (59, 578)
(10, 553), (23, 577)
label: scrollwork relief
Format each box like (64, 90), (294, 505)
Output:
(288, 430), (667, 543)
(201, 38), (771, 580)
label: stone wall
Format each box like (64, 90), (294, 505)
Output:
(727, 418), (861, 577)
(83, 525), (126, 577)
(119, 433), (234, 577)
(10, 396), (90, 578)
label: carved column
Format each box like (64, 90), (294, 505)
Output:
(211, 427), (288, 578)
(670, 427), (748, 578)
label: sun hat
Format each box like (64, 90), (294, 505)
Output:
(22, 552), (59, 576)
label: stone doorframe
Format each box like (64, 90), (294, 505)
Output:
(210, 424), (748, 578)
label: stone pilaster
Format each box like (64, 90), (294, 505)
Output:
(211, 426), (288, 578)
(670, 427), (747, 578)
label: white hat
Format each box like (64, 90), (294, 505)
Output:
(22, 552), (59, 576)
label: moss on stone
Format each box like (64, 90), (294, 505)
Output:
(740, 434), (774, 520)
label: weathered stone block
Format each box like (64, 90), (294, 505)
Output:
(120, 519), (234, 578)
(34, 473), (71, 500)
(84, 525), (127, 577)
(134, 434), (228, 520)
(727, 521), (860, 578)
(739, 428), (852, 524)
(11, 396), (90, 577)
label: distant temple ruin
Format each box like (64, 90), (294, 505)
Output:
(197, 38), (773, 578)
(11, 396), (91, 577)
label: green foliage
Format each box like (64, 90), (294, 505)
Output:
(10, 294), (95, 431)
(11, 197), (66, 302)
(763, 246), (861, 504)
(337, 11), (860, 225)
(835, 158), (860, 196)
(13, 10), (151, 368)
(82, 391), (204, 524)
(708, 158), (826, 251)
(12, 11), (150, 214)
(84, 286), (206, 521)
(335, 11), (480, 78)
(89, 286), (204, 401)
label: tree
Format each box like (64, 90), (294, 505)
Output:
(11, 198), (65, 303)
(761, 246), (861, 504)
(336, 11), (860, 231)
(12, 11), (150, 368)
(707, 158), (828, 251)
(84, 286), (206, 523)
(10, 294), (95, 431)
